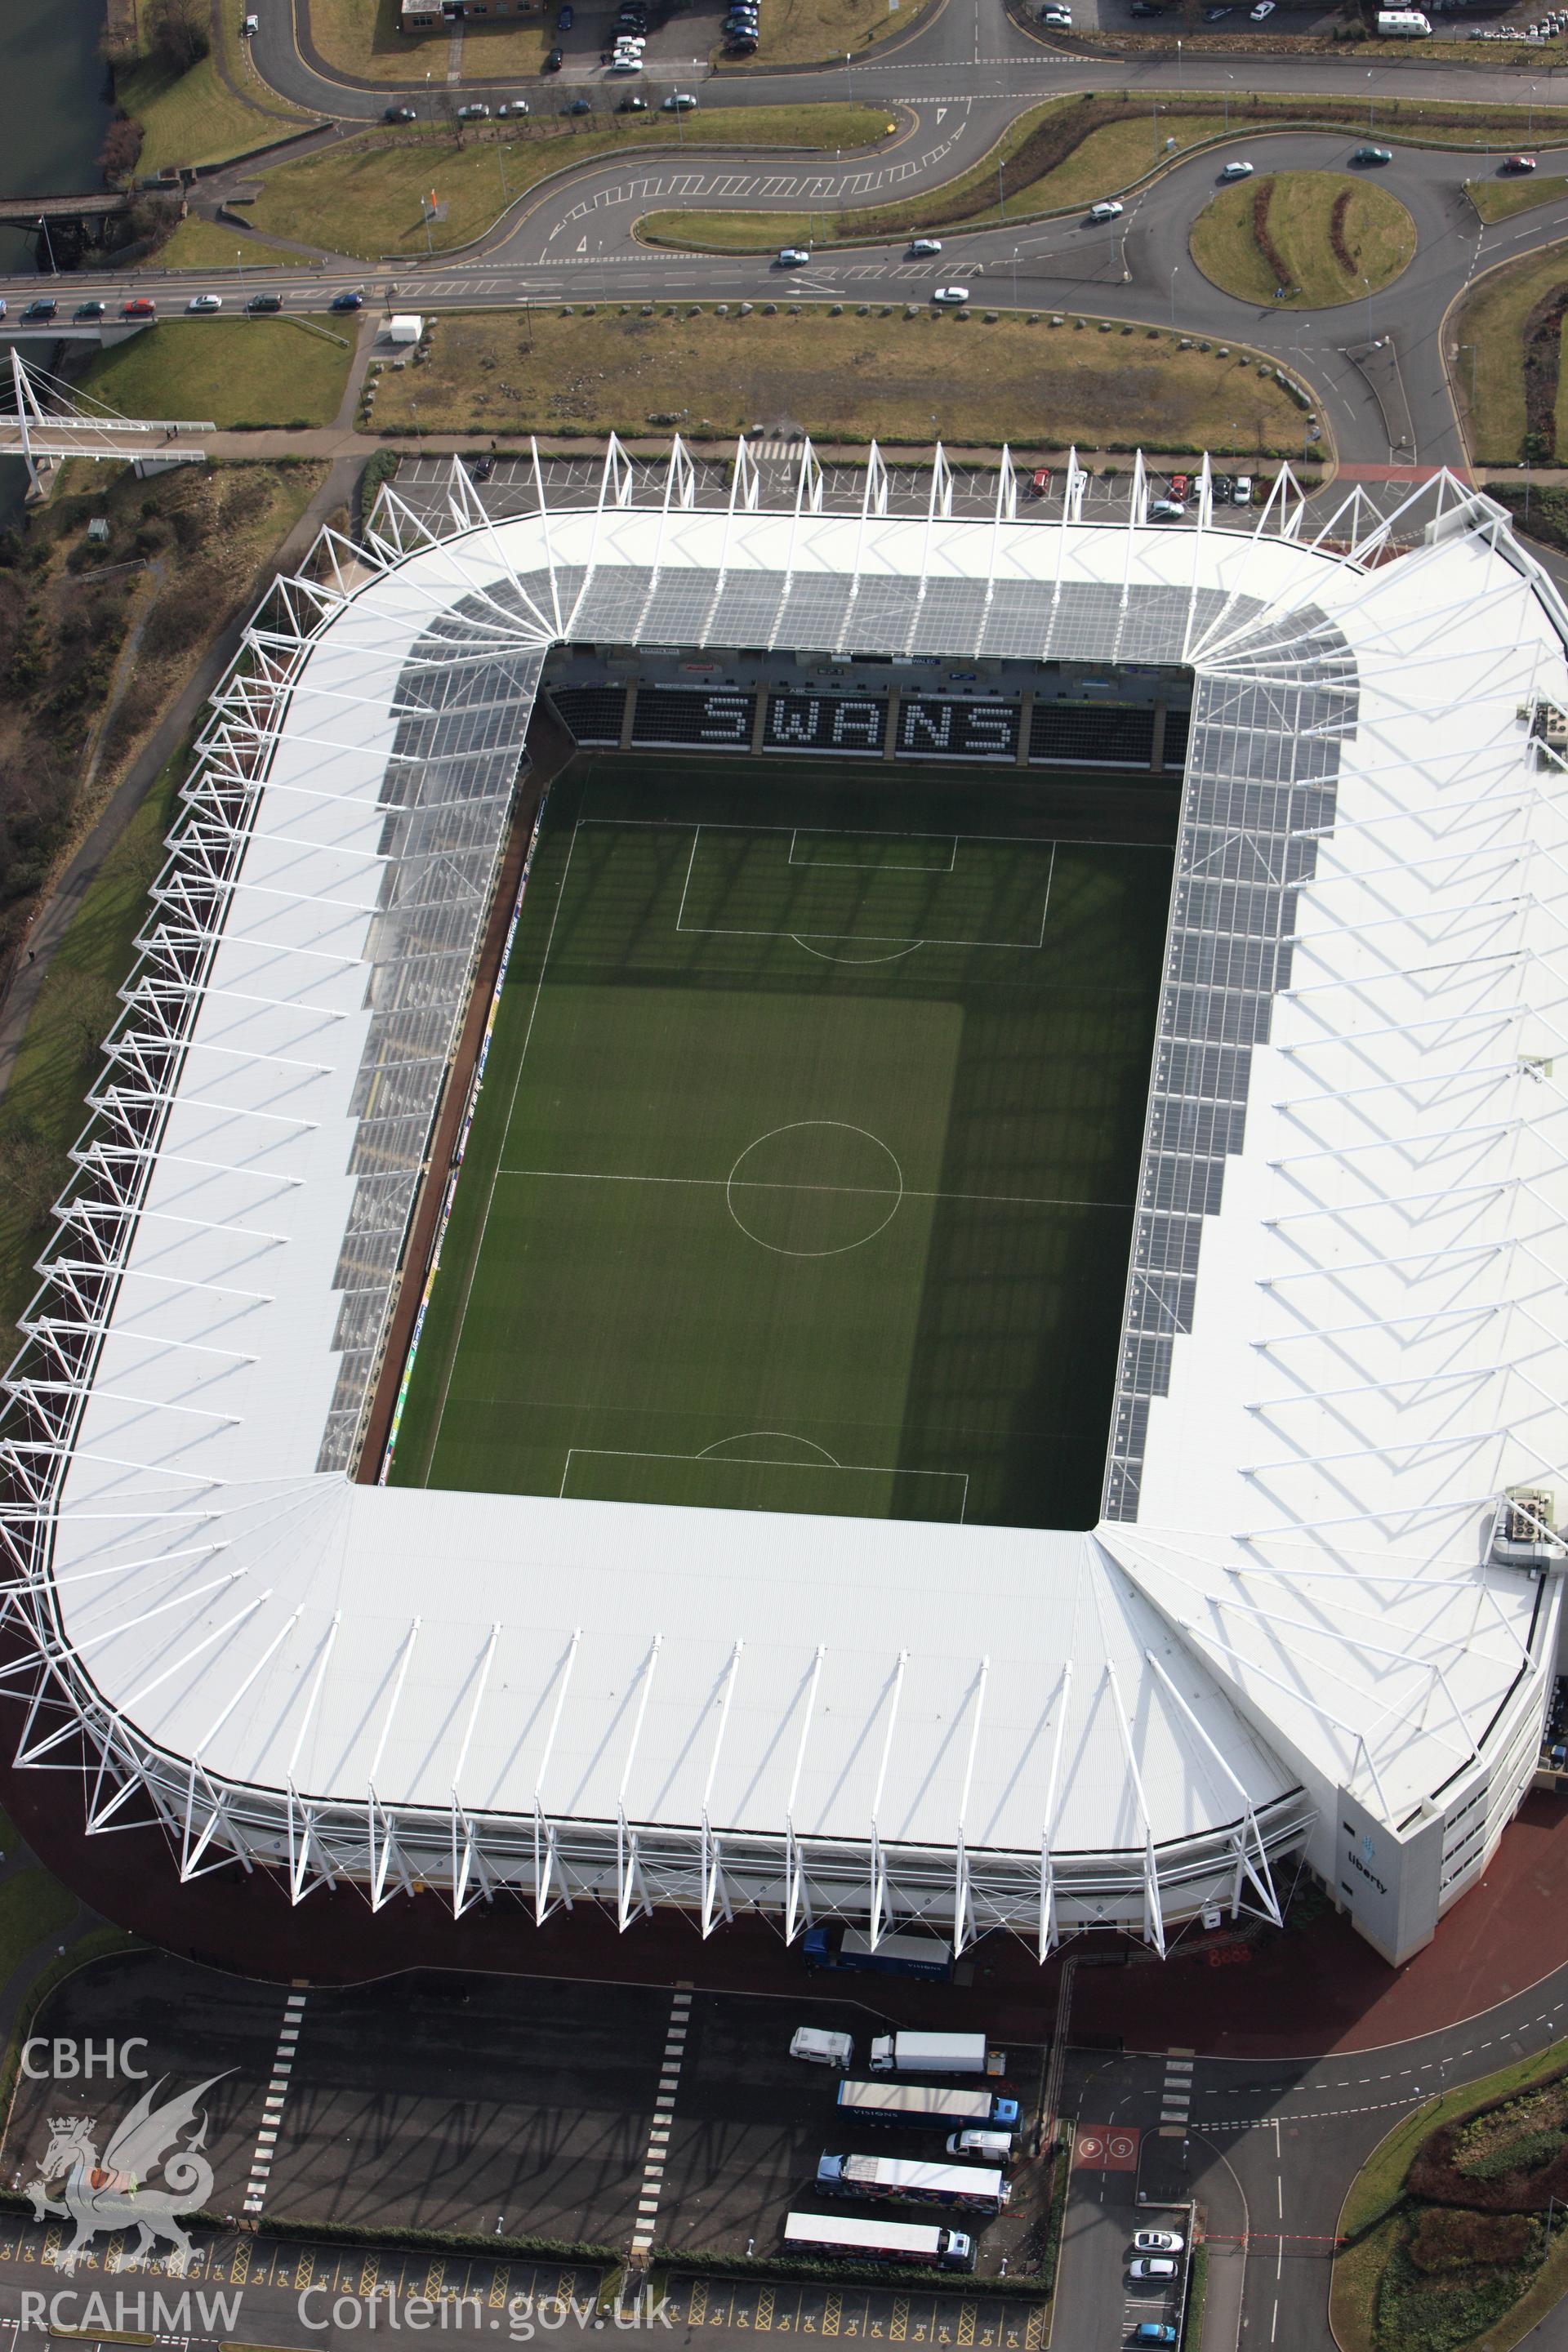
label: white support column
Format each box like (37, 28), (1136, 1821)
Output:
(617, 1634), (662, 1931)
(782, 1645), (825, 1945)
(951, 1655), (990, 1957)
(867, 1650), (908, 1944)
(532, 1627), (581, 1924)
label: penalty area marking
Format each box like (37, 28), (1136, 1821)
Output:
(560, 1443), (969, 1520)
(675, 823), (1057, 952)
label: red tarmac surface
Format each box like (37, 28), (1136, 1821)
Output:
(3, 1694), (1566, 2064)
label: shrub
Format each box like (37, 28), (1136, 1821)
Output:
(98, 111), (144, 186)
(1408, 2212), (1533, 2274)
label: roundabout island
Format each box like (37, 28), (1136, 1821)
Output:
(1188, 166), (1417, 310)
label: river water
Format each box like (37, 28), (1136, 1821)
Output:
(0, 0), (117, 517)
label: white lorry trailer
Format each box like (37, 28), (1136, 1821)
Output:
(868, 2031), (996, 2074)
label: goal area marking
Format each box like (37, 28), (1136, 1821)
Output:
(674, 822), (1057, 952)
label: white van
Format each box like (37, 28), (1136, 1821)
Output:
(791, 2026), (854, 2067)
(946, 2129), (1015, 2161)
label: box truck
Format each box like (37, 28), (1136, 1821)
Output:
(802, 1925), (952, 1980)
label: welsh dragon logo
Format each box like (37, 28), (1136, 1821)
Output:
(25, 2074), (228, 2274)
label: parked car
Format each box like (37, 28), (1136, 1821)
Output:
(1134, 2231), (1186, 2256)
(185, 293), (223, 311)
(1130, 2330), (1178, 2345)
(121, 297), (156, 317)
(1040, 6), (1073, 22)
(1232, 472), (1253, 501)
(1088, 198), (1124, 220)
(330, 290), (365, 309)
(1030, 466), (1052, 495)
(545, 44), (564, 63)
(559, 3), (573, 22)
(932, 284), (969, 304)
(472, 454), (494, 481)
(725, 32), (759, 45)
(20, 299), (57, 321)
(242, 11), (259, 27)
(1128, 2260), (1179, 2281)
(1168, 472), (1190, 498)
(1503, 153), (1539, 170)
(663, 89), (697, 105)
(1213, 472), (1235, 501)
(457, 100), (491, 118)
(611, 52), (644, 66)
(74, 299), (105, 319)
(1351, 143), (1392, 163)
(497, 98), (529, 114)
(1149, 498), (1186, 520)
(385, 103), (416, 120)
(1219, 158), (1254, 178)
(246, 292), (283, 312)
(909, 235), (942, 255)
(1250, 2), (1275, 18)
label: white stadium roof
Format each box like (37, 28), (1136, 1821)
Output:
(4, 444), (1566, 1965)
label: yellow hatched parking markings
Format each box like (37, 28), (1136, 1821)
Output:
(822, 2293), (842, 2338)
(41, 2225), (62, 2268)
(360, 2254), (381, 2298)
(295, 2250), (318, 2295)
(957, 2307), (976, 2346)
(688, 2279), (710, 2327)
(488, 2266), (510, 2310)
(890, 2301), (909, 2343)
(1023, 2307), (1046, 2351)
(425, 2261), (447, 2300)
(757, 2288), (776, 2332)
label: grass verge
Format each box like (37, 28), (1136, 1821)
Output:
(306, 0), (550, 82)
(1467, 173), (1568, 223)
(155, 216), (312, 270)
(0, 1927), (145, 2145)
(79, 317), (354, 429)
(1188, 171), (1415, 309)
(247, 109), (898, 261)
(1450, 240), (1568, 463)
(636, 90), (1568, 253)
(363, 302), (1303, 448)
(714, 0), (918, 66)
(115, 10), (313, 178)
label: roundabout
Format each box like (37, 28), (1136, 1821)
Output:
(1188, 167), (1417, 310)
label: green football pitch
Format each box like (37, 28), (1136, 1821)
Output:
(388, 760), (1173, 1531)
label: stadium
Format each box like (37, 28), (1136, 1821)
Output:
(2, 443), (1566, 1972)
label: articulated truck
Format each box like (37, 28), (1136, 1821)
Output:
(837, 2078), (1021, 2129)
(869, 2031), (997, 2074)
(783, 2212), (975, 2270)
(815, 2153), (1010, 2215)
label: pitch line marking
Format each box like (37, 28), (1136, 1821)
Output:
(696, 1432), (841, 1462)
(676, 826), (1058, 953)
(496, 1168), (1136, 1214)
(425, 812), (586, 1477)
(726, 1121), (904, 1258)
(577, 813), (1169, 858)
(560, 1445), (969, 1518)
(790, 935), (926, 964)
(787, 826), (958, 874)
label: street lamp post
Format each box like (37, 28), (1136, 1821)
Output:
(236, 244), (245, 292)
(1169, 264), (1178, 330)
(1363, 272), (1373, 341)
(1012, 244), (1019, 310)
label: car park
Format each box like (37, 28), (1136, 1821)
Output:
(1149, 498), (1186, 520)
(20, 299), (57, 321)
(909, 236), (942, 255)
(1031, 466), (1053, 495)
(545, 45), (564, 65)
(497, 98), (529, 114)
(1129, 2258), (1180, 2280)
(74, 300), (105, 320)
(1503, 153), (1539, 170)
(1088, 198), (1124, 221)
(663, 90), (697, 105)
(777, 247), (811, 265)
(932, 285), (970, 304)
(247, 292), (283, 312)
(330, 290), (365, 309)
(457, 101), (490, 118)
(1352, 144), (1392, 163)
(618, 91), (650, 105)
(1219, 158), (1254, 178)
(185, 293), (223, 311)
(1134, 2230), (1186, 2254)
(385, 104), (416, 120)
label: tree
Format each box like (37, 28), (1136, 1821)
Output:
(148, 0), (210, 71)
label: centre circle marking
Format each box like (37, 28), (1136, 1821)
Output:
(725, 1120), (905, 1258)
